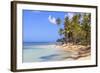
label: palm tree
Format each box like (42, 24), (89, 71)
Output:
(58, 28), (64, 36)
(81, 13), (91, 45)
(71, 14), (81, 44)
(55, 13), (91, 45)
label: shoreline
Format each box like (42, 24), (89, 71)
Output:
(56, 43), (91, 60)
(23, 43), (91, 62)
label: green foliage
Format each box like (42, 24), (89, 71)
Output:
(56, 13), (91, 45)
(58, 28), (64, 36)
(81, 13), (91, 45)
(56, 18), (61, 25)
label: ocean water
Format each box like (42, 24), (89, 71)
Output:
(23, 42), (73, 63)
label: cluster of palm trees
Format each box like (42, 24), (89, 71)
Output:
(56, 13), (91, 46)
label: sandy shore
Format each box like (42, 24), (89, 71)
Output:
(56, 43), (91, 60)
(78, 55), (91, 60)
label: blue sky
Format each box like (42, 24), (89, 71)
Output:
(23, 10), (68, 42)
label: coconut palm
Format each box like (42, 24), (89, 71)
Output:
(81, 13), (91, 45)
(55, 13), (91, 45)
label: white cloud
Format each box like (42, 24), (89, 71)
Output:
(65, 13), (75, 19)
(48, 15), (57, 24)
(64, 14), (68, 18)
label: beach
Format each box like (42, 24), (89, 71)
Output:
(56, 43), (91, 60)
(23, 42), (91, 62)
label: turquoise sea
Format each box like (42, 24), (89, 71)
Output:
(23, 42), (73, 63)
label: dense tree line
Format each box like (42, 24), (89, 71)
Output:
(56, 13), (91, 46)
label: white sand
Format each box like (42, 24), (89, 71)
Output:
(77, 55), (91, 60)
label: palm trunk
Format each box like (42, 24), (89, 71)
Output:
(64, 23), (68, 44)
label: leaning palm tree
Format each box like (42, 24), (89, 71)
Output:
(64, 16), (72, 43)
